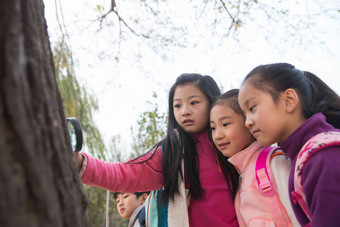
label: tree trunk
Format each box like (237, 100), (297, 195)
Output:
(0, 0), (88, 226)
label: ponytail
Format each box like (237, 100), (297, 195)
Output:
(305, 71), (340, 129)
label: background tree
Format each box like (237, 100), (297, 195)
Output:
(0, 0), (87, 226)
(50, 0), (340, 68)
(130, 92), (167, 158)
(53, 39), (121, 226)
(54, 35), (163, 226)
(54, 40), (106, 159)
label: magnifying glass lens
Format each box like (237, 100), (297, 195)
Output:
(66, 117), (83, 152)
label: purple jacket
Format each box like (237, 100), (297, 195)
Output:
(280, 113), (340, 226)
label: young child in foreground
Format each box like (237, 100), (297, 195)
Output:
(114, 192), (149, 227)
(210, 89), (300, 226)
(238, 63), (340, 226)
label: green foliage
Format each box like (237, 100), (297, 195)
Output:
(130, 92), (167, 158)
(109, 135), (124, 162)
(53, 40), (106, 160)
(53, 40), (114, 226)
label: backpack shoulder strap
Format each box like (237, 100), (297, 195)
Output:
(145, 142), (168, 227)
(255, 147), (292, 226)
(292, 131), (340, 221)
(255, 146), (279, 196)
(145, 190), (166, 227)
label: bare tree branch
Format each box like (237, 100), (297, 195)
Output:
(97, 1), (150, 39)
(219, 0), (236, 23)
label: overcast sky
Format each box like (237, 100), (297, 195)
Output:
(44, 0), (340, 155)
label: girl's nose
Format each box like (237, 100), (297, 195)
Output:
(215, 127), (224, 140)
(245, 115), (253, 129)
(182, 105), (191, 116)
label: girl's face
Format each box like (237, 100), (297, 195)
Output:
(210, 104), (255, 157)
(173, 84), (210, 134)
(115, 193), (146, 219)
(238, 81), (292, 146)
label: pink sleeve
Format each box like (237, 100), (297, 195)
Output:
(81, 147), (164, 192)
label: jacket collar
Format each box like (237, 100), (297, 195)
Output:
(228, 141), (263, 173)
(280, 113), (335, 162)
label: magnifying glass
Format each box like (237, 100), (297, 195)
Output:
(66, 117), (83, 152)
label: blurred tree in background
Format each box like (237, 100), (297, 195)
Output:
(51, 0), (339, 67)
(53, 41), (167, 226)
(130, 92), (167, 158)
(53, 41), (122, 226)
(53, 41), (106, 159)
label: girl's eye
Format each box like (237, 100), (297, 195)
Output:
(116, 199), (120, 203)
(174, 104), (180, 108)
(249, 105), (256, 112)
(223, 123), (230, 127)
(191, 101), (198, 105)
(210, 126), (215, 131)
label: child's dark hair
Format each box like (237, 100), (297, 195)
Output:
(243, 63), (340, 128)
(212, 89), (244, 117)
(113, 191), (150, 200)
(209, 89), (243, 198)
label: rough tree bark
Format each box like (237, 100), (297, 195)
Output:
(0, 0), (88, 226)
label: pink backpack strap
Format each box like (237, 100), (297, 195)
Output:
(292, 131), (340, 222)
(255, 147), (277, 196)
(255, 147), (292, 226)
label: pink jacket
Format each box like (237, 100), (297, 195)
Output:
(228, 141), (297, 227)
(81, 133), (238, 226)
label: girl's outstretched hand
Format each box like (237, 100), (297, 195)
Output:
(74, 152), (84, 172)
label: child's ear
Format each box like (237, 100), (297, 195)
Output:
(282, 88), (299, 113)
(140, 193), (149, 204)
